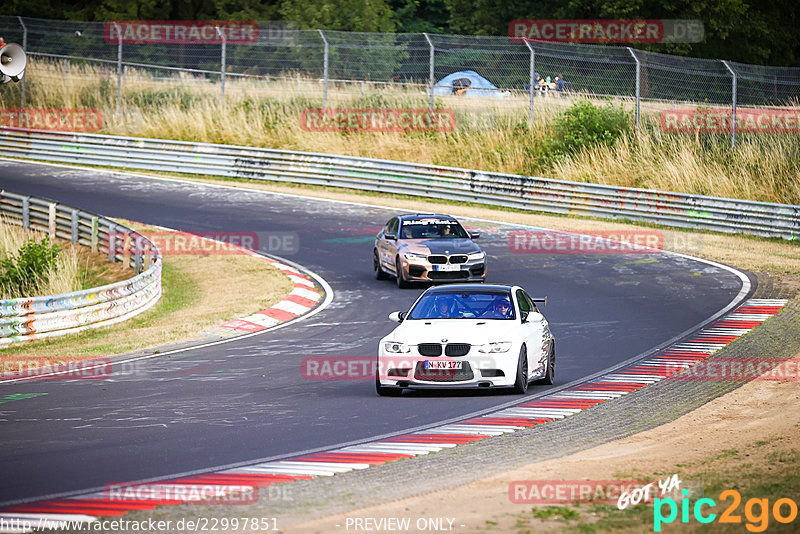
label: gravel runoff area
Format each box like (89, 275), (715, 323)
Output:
(92, 272), (800, 534)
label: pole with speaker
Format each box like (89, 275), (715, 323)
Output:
(0, 41), (27, 84)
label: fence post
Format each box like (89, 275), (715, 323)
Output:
(721, 60), (737, 148)
(22, 197), (29, 230)
(523, 39), (535, 126)
(91, 216), (98, 252)
(48, 203), (56, 240)
(112, 22), (122, 114)
(108, 224), (116, 262)
(627, 47), (641, 131)
(423, 33), (435, 110)
(216, 26), (226, 102)
(70, 209), (78, 243)
(318, 29), (329, 109)
(134, 235), (143, 273)
(17, 16), (26, 106)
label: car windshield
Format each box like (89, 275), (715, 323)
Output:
(408, 290), (515, 320)
(399, 219), (469, 239)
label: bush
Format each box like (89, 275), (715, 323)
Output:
(0, 238), (61, 297)
(547, 101), (632, 160)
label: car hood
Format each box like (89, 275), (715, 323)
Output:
(386, 319), (524, 344)
(399, 238), (481, 255)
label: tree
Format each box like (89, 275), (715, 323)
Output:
(280, 0), (396, 32)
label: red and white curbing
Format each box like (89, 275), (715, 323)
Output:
(0, 299), (788, 528)
(213, 249), (323, 335)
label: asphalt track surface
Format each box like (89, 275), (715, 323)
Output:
(0, 160), (748, 505)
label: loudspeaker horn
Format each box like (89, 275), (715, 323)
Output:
(0, 43), (27, 82)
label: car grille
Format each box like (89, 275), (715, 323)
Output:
(445, 343), (471, 356)
(428, 271), (469, 280)
(418, 343), (443, 357)
(449, 254), (468, 264)
(428, 255), (447, 264)
(414, 362), (474, 382)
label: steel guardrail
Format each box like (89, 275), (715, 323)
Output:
(0, 128), (798, 240)
(0, 189), (161, 345)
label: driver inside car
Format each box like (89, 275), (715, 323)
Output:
(433, 296), (454, 318)
(482, 297), (512, 319)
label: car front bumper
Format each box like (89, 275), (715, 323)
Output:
(400, 256), (486, 283)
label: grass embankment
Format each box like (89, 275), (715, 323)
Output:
(0, 221), (294, 361)
(0, 220), (130, 298)
(2, 59), (799, 205)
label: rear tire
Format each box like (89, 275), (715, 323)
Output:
(374, 250), (389, 280)
(512, 345), (529, 394)
(537, 340), (556, 385)
(395, 257), (410, 289)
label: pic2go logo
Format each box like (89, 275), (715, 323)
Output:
(654, 489), (798, 532)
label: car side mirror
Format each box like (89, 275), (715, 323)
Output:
(389, 311), (406, 323)
(470, 232), (480, 239)
(384, 233), (397, 241)
(525, 311), (544, 323)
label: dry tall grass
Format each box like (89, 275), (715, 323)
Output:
(0, 220), (82, 298)
(3, 59), (799, 204)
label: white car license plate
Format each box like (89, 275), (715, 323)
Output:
(435, 264), (460, 272)
(424, 361), (463, 370)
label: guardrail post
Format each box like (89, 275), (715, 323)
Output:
(523, 39), (535, 126)
(48, 203), (56, 240)
(318, 29), (329, 109)
(122, 232), (131, 269)
(113, 22), (123, 114)
(133, 235), (143, 273)
(22, 197), (29, 230)
(108, 223), (116, 262)
(144, 241), (151, 271)
(17, 16), (27, 106)
(216, 26), (226, 102)
(722, 60), (737, 148)
(70, 209), (78, 243)
(627, 47), (641, 131)
(91, 216), (98, 252)
(423, 33), (435, 111)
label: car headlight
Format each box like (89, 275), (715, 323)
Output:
(477, 341), (512, 353)
(468, 251), (486, 260)
(404, 252), (427, 261)
(383, 341), (411, 353)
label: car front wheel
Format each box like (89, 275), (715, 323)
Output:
(395, 257), (410, 289)
(376, 378), (402, 397)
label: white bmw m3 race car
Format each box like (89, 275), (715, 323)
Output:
(376, 284), (555, 396)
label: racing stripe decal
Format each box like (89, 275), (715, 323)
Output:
(1, 299), (787, 526)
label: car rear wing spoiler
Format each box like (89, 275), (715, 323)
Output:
(532, 297), (547, 306)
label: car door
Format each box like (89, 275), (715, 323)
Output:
(522, 289), (551, 374)
(378, 217), (399, 272)
(516, 289), (540, 377)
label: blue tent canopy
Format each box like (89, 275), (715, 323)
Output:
(433, 70), (508, 98)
